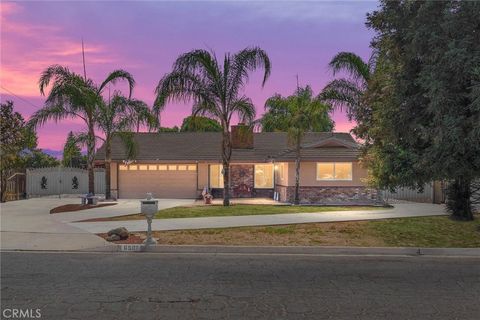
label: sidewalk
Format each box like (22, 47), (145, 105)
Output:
(88, 244), (480, 257)
(70, 202), (446, 233)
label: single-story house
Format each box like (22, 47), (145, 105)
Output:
(95, 124), (380, 204)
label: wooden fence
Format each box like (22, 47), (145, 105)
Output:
(26, 167), (105, 197)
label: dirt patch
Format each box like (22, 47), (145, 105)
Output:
(50, 203), (117, 214)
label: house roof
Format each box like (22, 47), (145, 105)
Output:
(95, 132), (360, 162)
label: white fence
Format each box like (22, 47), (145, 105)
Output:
(26, 167), (105, 197)
(382, 183), (435, 203)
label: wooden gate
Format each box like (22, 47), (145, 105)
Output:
(4, 172), (26, 201)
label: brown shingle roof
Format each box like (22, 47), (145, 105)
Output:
(95, 132), (360, 162)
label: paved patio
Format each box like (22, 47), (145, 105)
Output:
(70, 202), (447, 234)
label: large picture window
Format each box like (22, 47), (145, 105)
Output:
(209, 164), (224, 188)
(255, 164), (274, 188)
(317, 162), (352, 181)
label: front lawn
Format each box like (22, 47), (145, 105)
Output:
(102, 214), (480, 247)
(84, 204), (387, 222)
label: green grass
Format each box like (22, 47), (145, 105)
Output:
(85, 204), (387, 222)
(368, 215), (480, 248)
(153, 204), (386, 219)
(148, 214), (480, 248)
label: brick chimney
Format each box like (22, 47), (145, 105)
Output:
(231, 123), (253, 149)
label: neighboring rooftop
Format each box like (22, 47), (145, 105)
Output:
(95, 132), (359, 162)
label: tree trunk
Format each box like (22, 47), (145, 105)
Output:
(446, 177), (472, 220)
(0, 168), (6, 203)
(86, 121), (96, 194)
(221, 130), (232, 206)
(294, 145), (301, 205)
(446, 177), (473, 220)
(105, 140), (112, 199)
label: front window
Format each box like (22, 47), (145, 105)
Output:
(316, 162), (352, 181)
(254, 164), (274, 188)
(209, 164), (224, 188)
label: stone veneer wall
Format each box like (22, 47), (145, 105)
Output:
(210, 165), (275, 199)
(275, 185), (382, 205)
(230, 165), (254, 198)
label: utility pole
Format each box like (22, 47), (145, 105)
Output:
(82, 38), (87, 80)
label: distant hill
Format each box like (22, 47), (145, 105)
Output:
(42, 149), (63, 159)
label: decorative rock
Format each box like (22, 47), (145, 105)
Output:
(107, 227), (129, 240)
(106, 234), (121, 242)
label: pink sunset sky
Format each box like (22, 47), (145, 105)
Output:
(0, 1), (377, 153)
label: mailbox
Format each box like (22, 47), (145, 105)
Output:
(140, 193), (158, 246)
(141, 200), (158, 218)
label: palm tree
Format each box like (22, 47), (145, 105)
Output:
(154, 47), (271, 206)
(262, 86), (333, 204)
(95, 94), (155, 199)
(29, 65), (135, 194)
(126, 99), (159, 132)
(319, 52), (373, 139)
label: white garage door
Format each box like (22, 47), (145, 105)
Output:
(118, 164), (197, 199)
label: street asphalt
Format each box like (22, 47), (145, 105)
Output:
(1, 251), (479, 319)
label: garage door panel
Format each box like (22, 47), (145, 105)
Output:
(119, 170), (197, 199)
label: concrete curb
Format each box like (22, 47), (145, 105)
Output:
(82, 244), (480, 257)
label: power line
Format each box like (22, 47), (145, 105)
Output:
(0, 85), (41, 109)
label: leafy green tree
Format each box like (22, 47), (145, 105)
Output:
(29, 65), (135, 194)
(0, 101), (35, 201)
(364, 0), (480, 220)
(319, 52), (374, 140)
(158, 126), (180, 132)
(154, 47), (271, 206)
(180, 115), (222, 132)
(22, 149), (60, 168)
(62, 131), (84, 167)
(261, 86), (333, 204)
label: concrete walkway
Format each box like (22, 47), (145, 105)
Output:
(0, 198), (193, 250)
(51, 199), (194, 223)
(70, 202), (447, 234)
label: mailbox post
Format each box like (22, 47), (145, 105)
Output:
(140, 193), (158, 246)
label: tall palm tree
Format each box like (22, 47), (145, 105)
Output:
(126, 99), (159, 132)
(262, 86), (332, 204)
(29, 65), (135, 194)
(319, 52), (374, 139)
(95, 94), (154, 199)
(154, 47), (271, 206)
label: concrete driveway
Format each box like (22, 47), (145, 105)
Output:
(51, 198), (194, 223)
(70, 202), (447, 234)
(0, 198), (193, 251)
